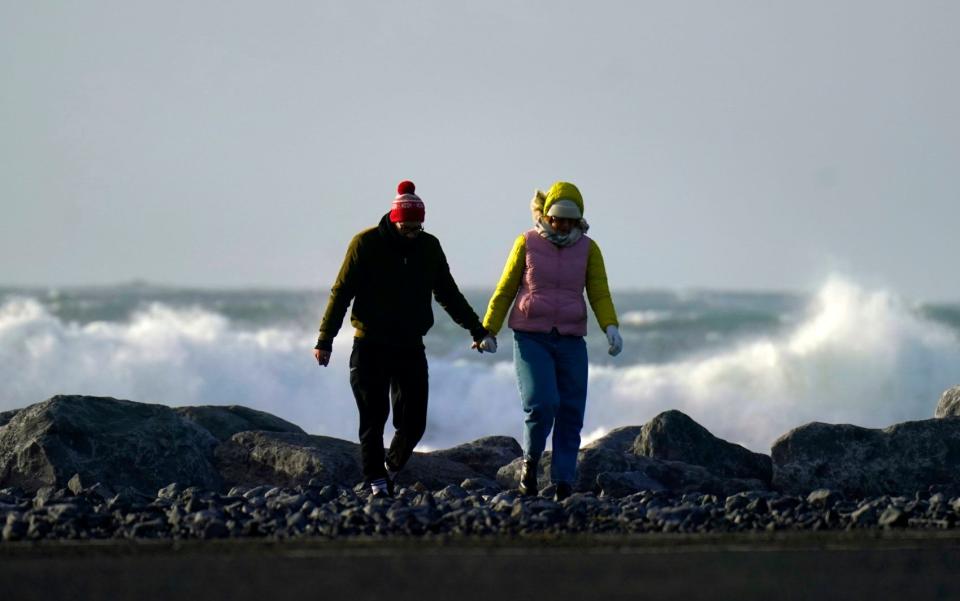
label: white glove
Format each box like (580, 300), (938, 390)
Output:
(478, 335), (498, 353)
(605, 325), (623, 357)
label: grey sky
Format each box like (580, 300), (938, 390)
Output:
(2, 1), (959, 298)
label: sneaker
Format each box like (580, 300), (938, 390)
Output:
(519, 457), (539, 497)
(554, 482), (573, 502)
(384, 461), (399, 483)
(370, 477), (392, 499)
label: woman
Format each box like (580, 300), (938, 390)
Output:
(476, 181), (622, 501)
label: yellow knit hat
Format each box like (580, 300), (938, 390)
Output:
(543, 181), (584, 219)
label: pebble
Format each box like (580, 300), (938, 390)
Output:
(4, 480), (960, 541)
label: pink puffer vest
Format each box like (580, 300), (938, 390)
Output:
(508, 229), (590, 336)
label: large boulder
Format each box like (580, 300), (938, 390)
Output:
(496, 445), (632, 492)
(771, 418), (960, 496)
(393, 453), (484, 489)
(0, 409), (18, 428)
(595, 471), (667, 497)
(496, 448), (765, 497)
(497, 454), (546, 490)
(626, 457), (767, 497)
(214, 430), (487, 490)
(495, 422), (768, 498)
(935, 386), (960, 418)
(214, 431), (362, 489)
(634, 410), (772, 484)
(0, 395), (221, 494)
(585, 425), (645, 454)
(495, 425), (643, 492)
(174, 405), (305, 442)
(428, 436), (521, 480)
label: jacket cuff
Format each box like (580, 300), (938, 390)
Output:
(469, 325), (488, 343)
(315, 337), (333, 351)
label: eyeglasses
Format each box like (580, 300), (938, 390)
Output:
(397, 223), (424, 234)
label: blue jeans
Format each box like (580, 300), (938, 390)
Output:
(513, 330), (589, 484)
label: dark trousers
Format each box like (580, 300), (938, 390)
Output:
(349, 338), (429, 481)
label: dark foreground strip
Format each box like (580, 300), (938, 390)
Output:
(2, 533), (960, 601)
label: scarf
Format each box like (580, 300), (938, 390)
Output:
(534, 216), (589, 247)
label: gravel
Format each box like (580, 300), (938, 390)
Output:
(3, 481), (960, 542)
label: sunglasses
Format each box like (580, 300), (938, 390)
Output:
(397, 223), (424, 234)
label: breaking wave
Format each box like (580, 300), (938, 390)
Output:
(1, 276), (957, 452)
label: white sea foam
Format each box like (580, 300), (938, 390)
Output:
(0, 276), (957, 453)
(585, 276), (960, 451)
(619, 310), (674, 326)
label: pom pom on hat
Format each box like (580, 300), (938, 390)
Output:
(390, 180), (425, 223)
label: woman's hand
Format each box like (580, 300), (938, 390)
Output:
(605, 326), (623, 357)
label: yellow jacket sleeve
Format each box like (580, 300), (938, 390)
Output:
(586, 239), (619, 331)
(482, 234), (526, 335)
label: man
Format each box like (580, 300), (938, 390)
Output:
(313, 180), (492, 498)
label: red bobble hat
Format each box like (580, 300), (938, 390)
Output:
(389, 180), (425, 223)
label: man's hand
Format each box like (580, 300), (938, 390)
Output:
(314, 348), (331, 366)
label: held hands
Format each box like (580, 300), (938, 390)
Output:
(471, 334), (498, 354)
(605, 325), (623, 357)
(479, 335), (498, 353)
(313, 348), (331, 366)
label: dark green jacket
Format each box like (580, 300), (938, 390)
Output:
(316, 214), (486, 350)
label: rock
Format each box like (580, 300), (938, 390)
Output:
(724, 493), (752, 512)
(771, 418), (960, 497)
(806, 488), (843, 509)
(67, 473), (85, 496)
(496, 445), (763, 497)
(429, 436), (522, 480)
(497, 435), (645, 493)
(597, 471), (667, 497)
(214, 431), (363, 489)
(634, 410), (773, 484)
(496, 454), (549, 491)
(460, 477), (500, 492)
(3, 514), (27, 541)
(174, 405), (305, 442)
(215, 431), (488, 491)
(435, 484), (468, 501)
(0, 396), (221, 494)
(157, 482), (184, 500)
(850, 503), (879, 527)
(108, 486), (152, 510)
(583, 426), (646, 454)
(201, 519), (230, 539)
(575, 447), (636, 492)
(879, 505), (909, 528)
(935, 386), (960, 418)
(0, 409), (18, 428)
(394, 452), (485, 490)
(496, 448), (619, 493)
(635, 457), (767, 497)
(82, 482), (116, 502)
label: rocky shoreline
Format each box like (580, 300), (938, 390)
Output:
(4, 478), (960, 542)
(2, 387), (960, 541)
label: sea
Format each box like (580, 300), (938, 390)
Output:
(2, 275), (958, 453)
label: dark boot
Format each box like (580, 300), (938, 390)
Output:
(554, 482), (573, 502)
(519, 457), (539, 496)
